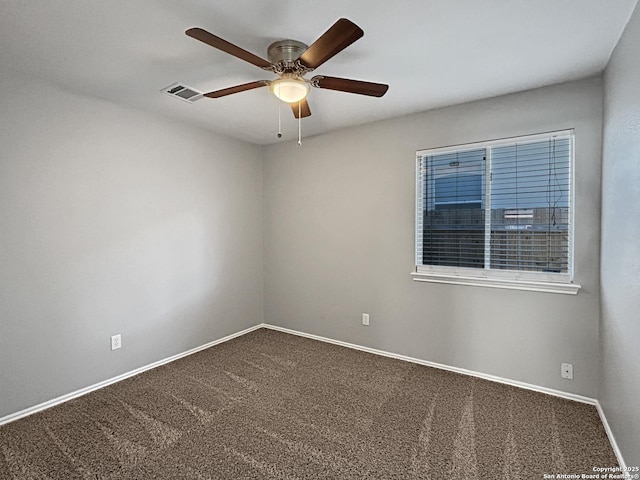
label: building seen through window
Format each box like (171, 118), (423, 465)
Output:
(417, 133), (571, 276)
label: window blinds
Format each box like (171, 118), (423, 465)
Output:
(416, 132), (572, 276)
(418, 148), (486, 268)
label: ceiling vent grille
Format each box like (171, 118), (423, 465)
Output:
(161, 83), (203, 103)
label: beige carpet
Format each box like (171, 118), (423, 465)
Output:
(0, 328), (618, 479)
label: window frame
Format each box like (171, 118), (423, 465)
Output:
(413, 130), (580, 295)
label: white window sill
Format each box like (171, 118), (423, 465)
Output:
(411, 271), (581, 295)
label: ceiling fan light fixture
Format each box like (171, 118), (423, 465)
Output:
(270, 78), (309, 103)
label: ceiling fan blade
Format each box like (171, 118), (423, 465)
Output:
(311, 76), (389, 97)
(298, 19), (363, 69)
(186, 28), (272, 69)
(291, 98), (312, 118)
(204, 81), (269, 98)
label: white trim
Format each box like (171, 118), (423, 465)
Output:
(3, 322), (622, 469)
(0, 324), (263, 427)
(568, 132), (576, 280)
(411, 271), (581, 294)
(417, 129), (574, 157)
(595, 401), (629, 474)
(415, 129), (577, 294)
(261, 324), (595, 405)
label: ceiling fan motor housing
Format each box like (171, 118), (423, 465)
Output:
(267, 40), (309, 75)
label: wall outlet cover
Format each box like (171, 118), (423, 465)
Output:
(561, 362), (573, 380)
(111, 334), (122, 351)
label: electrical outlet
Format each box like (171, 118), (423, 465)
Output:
(111, 334), (122, 351)
(561, 362), (573, 380)
(362, 313), (370, 326)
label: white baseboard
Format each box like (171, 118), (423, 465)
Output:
(596, 401), (628, 473)
(261, 323), (597, 405)
(0, 324), (263, 427)
(263, 324), (630, 467)
(1, 321), (626, 471)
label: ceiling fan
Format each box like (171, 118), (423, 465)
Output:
(185, 18), (389, 120)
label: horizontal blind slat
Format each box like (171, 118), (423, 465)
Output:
(417, 132), (572, 275)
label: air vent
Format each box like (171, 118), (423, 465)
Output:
(161, 83), (203, 103)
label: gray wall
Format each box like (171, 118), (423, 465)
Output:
(601, 2), (640, 467)
(1, 38), (635, 462)
(264, 77), (603, 397)
(0, 69), (264, 418)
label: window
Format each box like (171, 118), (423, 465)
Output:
(414, 130), (579, 294)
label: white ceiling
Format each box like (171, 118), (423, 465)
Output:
(1, 0), (637, 145)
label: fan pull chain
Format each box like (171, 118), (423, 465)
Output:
(298, 102), (302, 146)
(277, 96), (282, 139)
